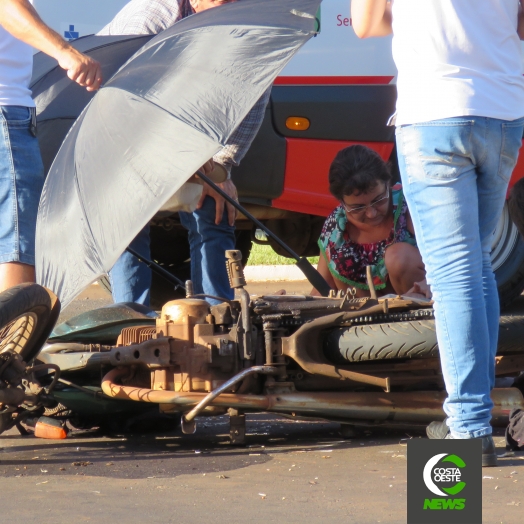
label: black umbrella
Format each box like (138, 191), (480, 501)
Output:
(36, 0), (323, 307)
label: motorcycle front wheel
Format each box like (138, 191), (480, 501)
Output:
(0, 283), (60, 363)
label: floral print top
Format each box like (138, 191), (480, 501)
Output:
(318, 185), (416, 290)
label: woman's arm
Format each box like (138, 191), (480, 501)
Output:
(0, 0), (102, 90)
(351, 0), (393, 38)
(406, 211), (416, 237)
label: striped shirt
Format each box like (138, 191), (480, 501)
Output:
(99, 0), (270, 175)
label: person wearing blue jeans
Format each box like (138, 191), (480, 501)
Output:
(103, 0), (269, 307)
(0, 0), (101, 293)
(109, 225), (152, 305)
(179, 197), (236, 303)
(397, 117), (524, 436)
(352, 0), (524, 466)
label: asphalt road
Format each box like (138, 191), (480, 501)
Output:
(0, 283), (523, 523)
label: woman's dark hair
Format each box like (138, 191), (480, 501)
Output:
(509, 178), (524, 239)
(328, 145), (392, 200)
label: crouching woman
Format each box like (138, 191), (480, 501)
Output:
(313, 145), (427, 298)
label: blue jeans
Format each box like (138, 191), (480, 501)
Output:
(109, 197), (235, 306)
(179, 196), (235, 305)
(0, 106), (44, 265)
(109, 224), (151, 305)
(396, 116), (524, 438)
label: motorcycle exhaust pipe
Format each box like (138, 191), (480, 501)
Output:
(101, 368), (522, 427)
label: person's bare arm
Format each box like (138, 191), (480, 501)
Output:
(0, 0), (102, 90)
(519, 0), (524, 40)
(406, 211), (416, 237)
(351, 0), (392, 38)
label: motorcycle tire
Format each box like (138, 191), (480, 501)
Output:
(324, 310), (524, 364)
(323, 319), (439, 364)
(0, 283), (60, 363)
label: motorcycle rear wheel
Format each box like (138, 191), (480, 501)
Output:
(323, 319), (438, 364)
(323, 311), (524, 364)
(0, 283), (60, 363)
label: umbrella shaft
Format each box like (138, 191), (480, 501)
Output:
(197, 171), (301, 260)
(126, 247), (185, 290)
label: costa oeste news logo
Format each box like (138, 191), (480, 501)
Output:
(422, 453), (466, 509)
(407, 439), (481, 524)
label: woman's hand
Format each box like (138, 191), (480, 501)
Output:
(405, 279), (432, 299)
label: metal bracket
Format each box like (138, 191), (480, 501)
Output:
(109, 338), (171, 368)
(181, 416), (196, 434)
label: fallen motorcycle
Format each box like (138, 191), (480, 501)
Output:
(1, 251), (524, 442)
(15, 0), (523, 441)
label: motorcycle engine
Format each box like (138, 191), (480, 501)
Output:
(116, 299), (238, 394)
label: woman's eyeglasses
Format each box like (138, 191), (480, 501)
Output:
(341, 186), (390, 217)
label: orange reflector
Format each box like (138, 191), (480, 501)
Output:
(286, 117), (310, 131)
(34, 416), (68, 440)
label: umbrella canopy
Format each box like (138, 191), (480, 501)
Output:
(36, 0), (322, 307)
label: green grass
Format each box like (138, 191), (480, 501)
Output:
(247, 242), (319, 266)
